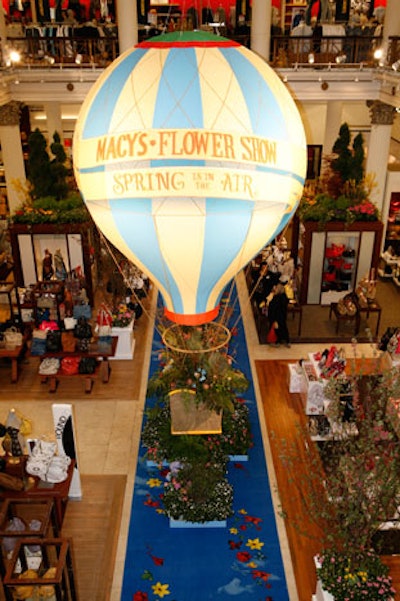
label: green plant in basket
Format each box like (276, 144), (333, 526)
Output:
(147, 344), (249, 414)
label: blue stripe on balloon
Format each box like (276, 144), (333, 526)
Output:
(152, 48), (203, 129)
(109, 198), (184, 313)
(82, 49), (148, 139)
(219, 48), (287, 140)
(197, 198), (252, 314)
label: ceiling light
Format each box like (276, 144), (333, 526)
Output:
(44, 55), (55, 65)
(374, 47), (384, 60)
(308, 53), (315, 64)
(392, 60), (400, 72)
(75, 54), (82, 65)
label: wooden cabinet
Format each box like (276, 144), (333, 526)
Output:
(9, 223), (96, 307)
(297, 220), (383, 305)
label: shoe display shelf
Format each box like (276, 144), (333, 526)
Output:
(3, 538), (78, 601)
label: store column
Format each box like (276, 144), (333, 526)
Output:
(116, 0), (138, 54)
(250, 0), (271, 62)
(323, 101), (343, 156)
(0, 101), (26, 216)
(44, 102), (63, 143)
(366, 99), (396, 212)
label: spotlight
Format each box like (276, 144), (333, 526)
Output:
(374, 47), (384, 60)
(392, 60), (400, 72)
(335, 53), (346, 64)
(44, 55), (55, 65)
(308, 53), (315, 64)
(67, 82), (74, 91)
(75, 54), (82, 65)
(9, 50), (21, 64)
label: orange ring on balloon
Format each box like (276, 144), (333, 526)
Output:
(164, 307), (219, 326)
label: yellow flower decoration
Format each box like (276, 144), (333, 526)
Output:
(246, 538), (264, 550)
(247, 561), (257, 568)
(156, 508), (164, 514)
(152, 582), (170, 598)
(238, 509), (247, 515)
(147, 478), (162, 488)
(230, 527), (238, 534)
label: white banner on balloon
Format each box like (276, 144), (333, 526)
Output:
(81, 168), (304, 205)
(52, 404), (82, 500)
(76, 129), (304, 169)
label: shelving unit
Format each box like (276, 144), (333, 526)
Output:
(282, 1), (307, 33)
(296, 220), (383, 305)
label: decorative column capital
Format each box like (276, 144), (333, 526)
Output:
(0, 101), (23, 126)
(366, 100), (396, 125)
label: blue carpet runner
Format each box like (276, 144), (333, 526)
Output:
(121, 289), (289, 601)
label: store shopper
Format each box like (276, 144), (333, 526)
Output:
(268, 281), (291, 348)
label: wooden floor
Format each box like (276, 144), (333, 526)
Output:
(256, 359), (400, 601)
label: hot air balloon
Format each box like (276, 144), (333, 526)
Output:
(73, 31), (306, 325)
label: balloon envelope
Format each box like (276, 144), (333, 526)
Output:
(73, 31), (306, 325)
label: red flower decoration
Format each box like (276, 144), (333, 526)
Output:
(252, 570), (271, 582)
(245, 515), (263, 529)
(144, 494), (159, 508)
(237, 551), (252, 562)
(228, 540), (242, 550)
(133, 591), (148, 601)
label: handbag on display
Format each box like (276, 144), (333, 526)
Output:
(79, 357), (97, 374)
(74, 317), (93, 340)
(96, 303), (113, 337)
(4, 327), (23, 349)
(73, 303), (92, 320)
(60, 356), (80, 375)
(61, 331), (76, 353)
(46, 330), (62, 353)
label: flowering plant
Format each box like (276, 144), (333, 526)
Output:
(162, 461), (234, 523)
(111, 302), (134, 327)
(147, 344), (249, 413)
(316, 549), (395, 601)
(298, 123), (380, 225)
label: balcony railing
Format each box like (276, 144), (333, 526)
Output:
(1, 30), (399, 71)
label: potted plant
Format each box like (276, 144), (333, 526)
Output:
(298, 123), (380, 226)
(147, 340), (249, 415)
(278, 359), (400, 600)
(11, 129), (90, 225)
(163, 460), (234, 526)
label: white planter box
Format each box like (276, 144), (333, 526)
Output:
(110, 321), (135, 360)
(169, 518), (226, 528)
(314, 579), (334, 601)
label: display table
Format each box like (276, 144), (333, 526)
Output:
(329, 302), (360, 335)
(0, 460), (75, 530)
(110, 320), (135, 360)
(357, 299), (382, 337)
(39, 337), (117, 393)
(0, 332), (29, 382)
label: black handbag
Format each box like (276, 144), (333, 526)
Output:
(79, 357), (97, 374)
(46, 330), (62, 352)
(74, 317), (93, 340)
